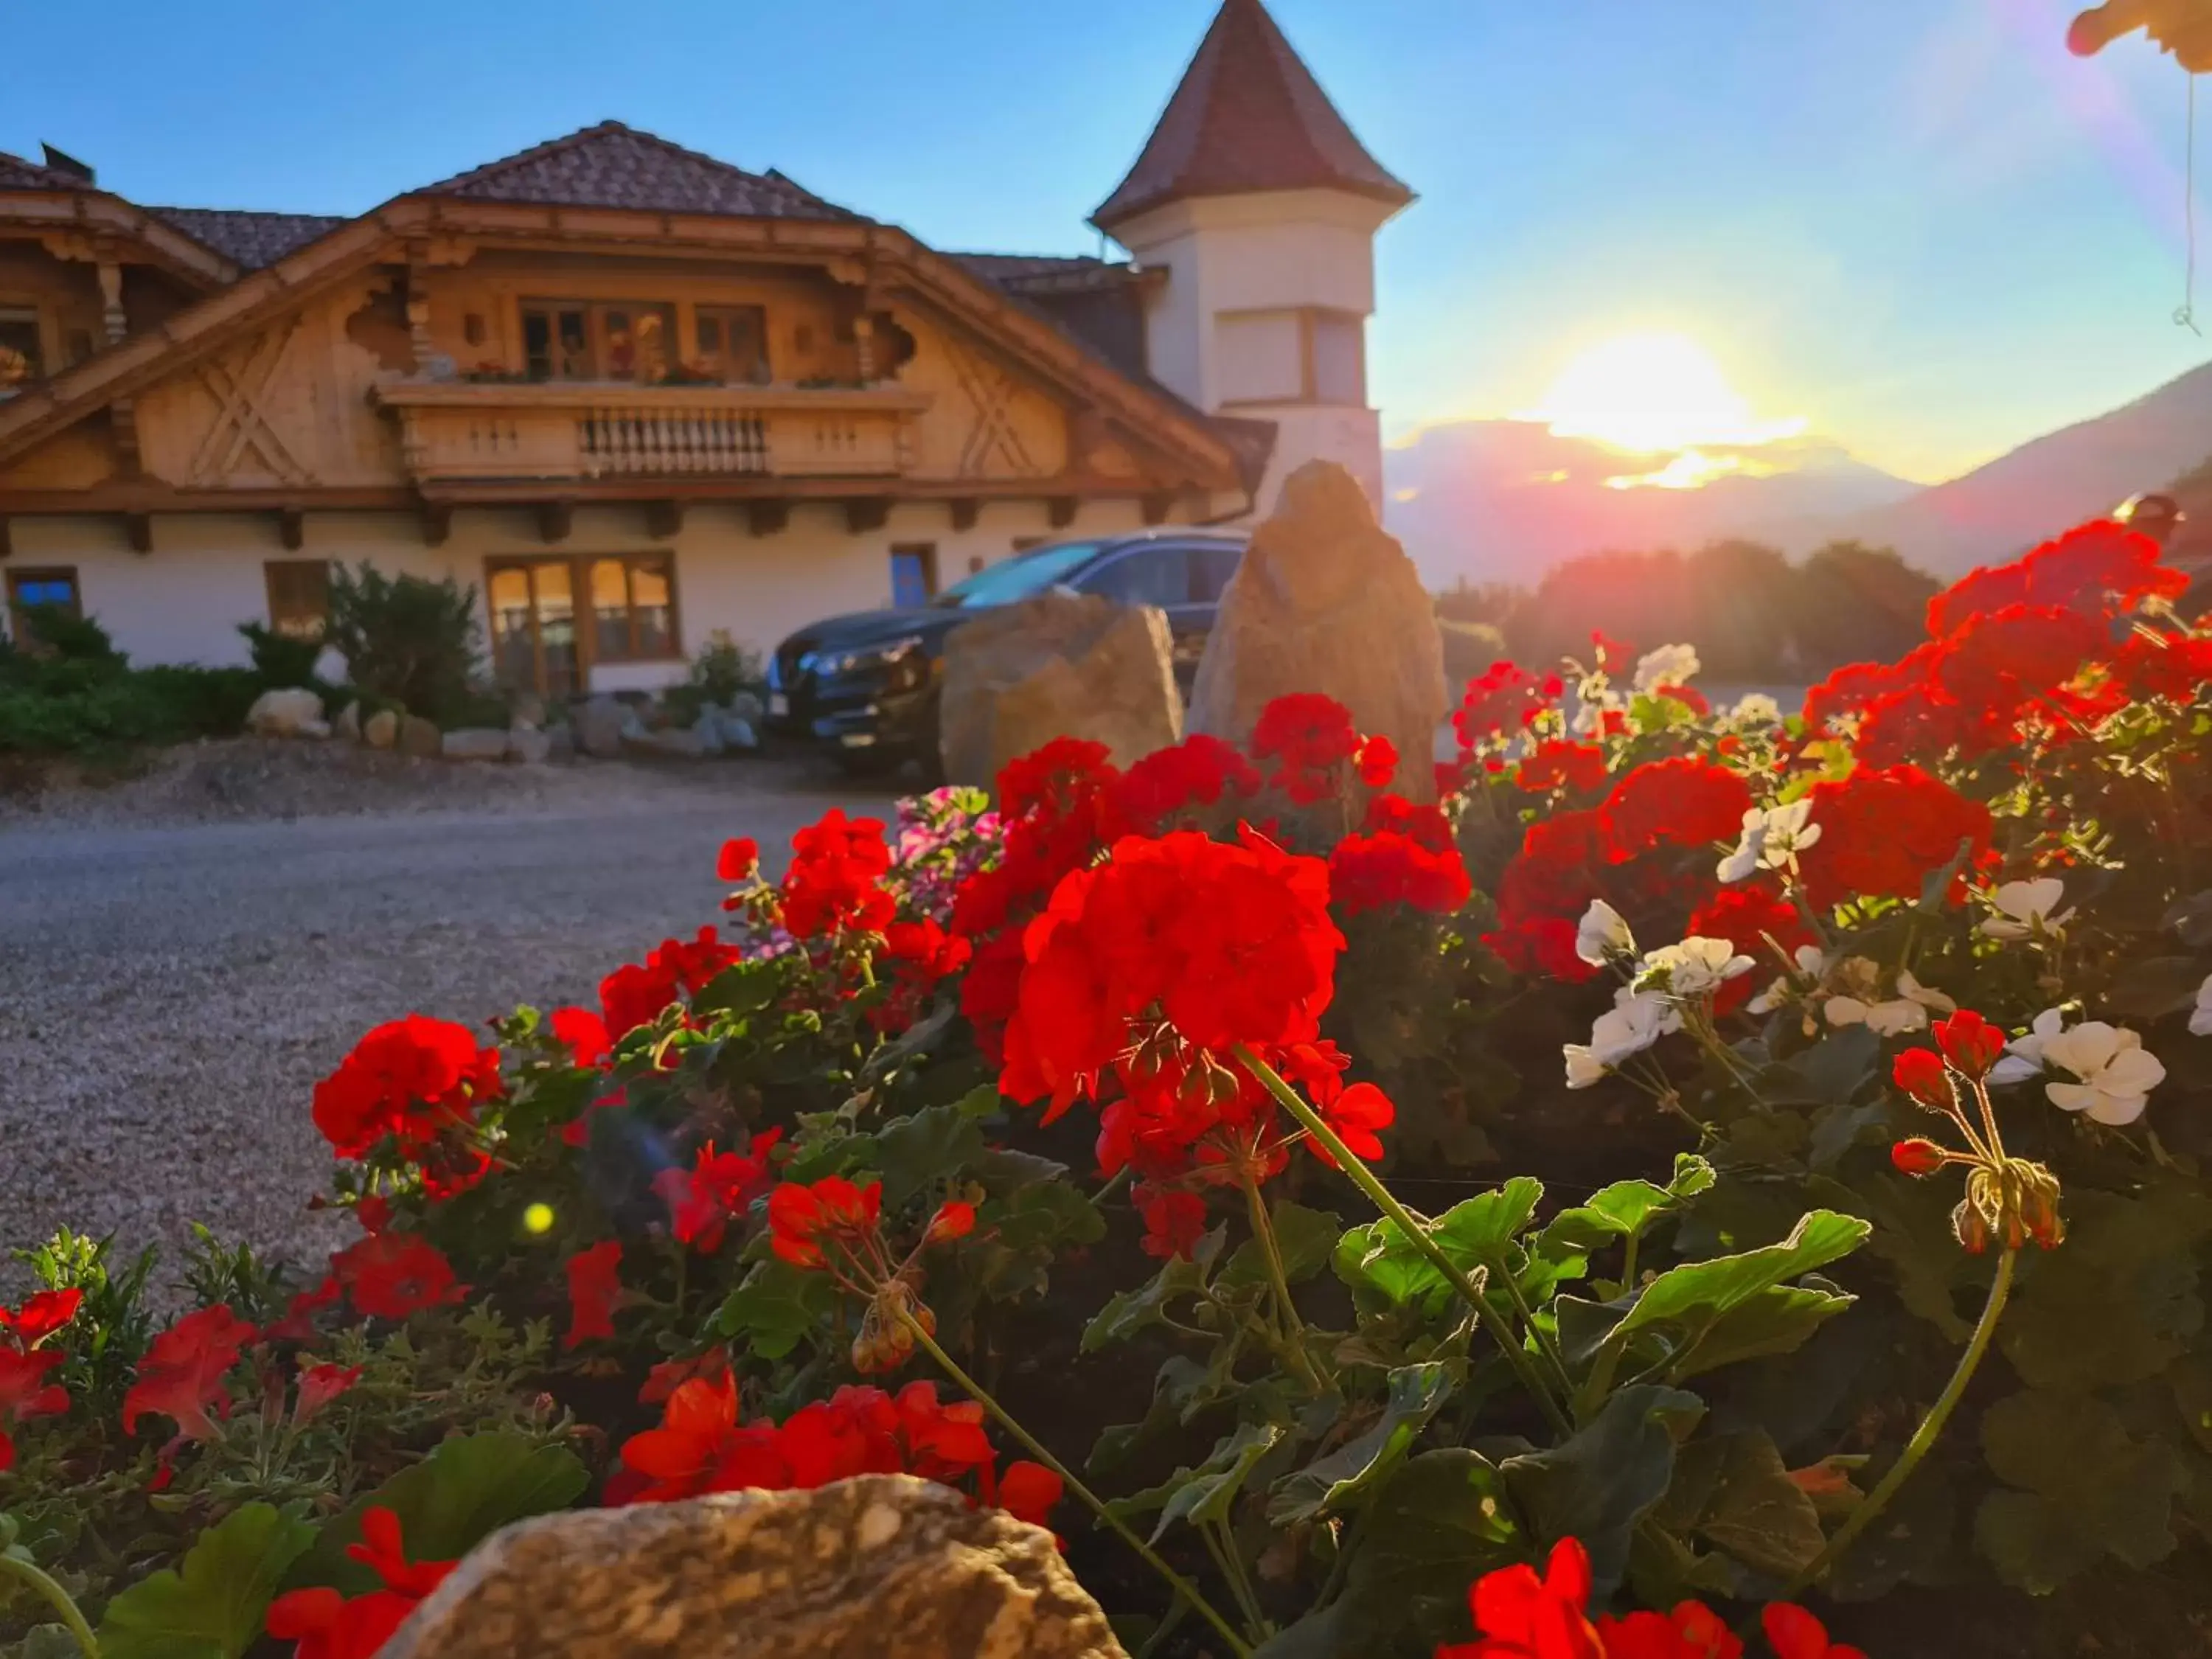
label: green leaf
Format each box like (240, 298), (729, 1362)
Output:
(99, 1502), (314, 1659)
(1502, 1385), (1703, 1594)
(290, 1430), (588, 1596)
(1974, 1388), (2182, 1590)
(1222, 1203), (1343, 1293)
(1997, 1184), (2212, 1391)
(1542, 1157), (1713, 1256)
(1267, 1363), (1454, 1525)
(1587, 1211), (1868, 1397)
(1082, 1234), (1220, 1353)
(1655, 1430), (1826, 1580)
(2103, 954), (2210, 1021)
(712, 1257), (840, 1360)
(1333, 1180), (1539, 1312)
(872, 1089), (995, 1209)
(1107, 1420), (1286, 1543)
(1255, 1449), (1522, 1659)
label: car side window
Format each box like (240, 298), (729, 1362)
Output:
(1190, 544), (1243, 603)
(1077, 546), (1192, 609)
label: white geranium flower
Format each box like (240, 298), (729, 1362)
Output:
(1575, 898), (1636, 967)
(1730, 692), (1783, 726)
(1563, 988), (1681, 1088)
(2039, 1020), (2166, 1125)
(1637, 936), (1756, 1000)
(1632, 643), (1701, 694)
(1748, 945), (1827, 1015)
(1823, 962), (1955, 1037)
(1717, 799), (1822, 884)
(1980, 878), (2076, 942)
(2192, 973), (2212, 1038)
(1571, 684), (1624, 737)
(1987, 1008), (2066, 1086)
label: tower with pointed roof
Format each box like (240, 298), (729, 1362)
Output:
(1094, 0), (1411, 513)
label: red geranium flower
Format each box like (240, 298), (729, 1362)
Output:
(1253, 692), (1363, 801)
(1366, 792), (1455, 852)
(0, 1288), (82, 1348)
(1355, 734), (1400, 789)
(1436, 1536), (1604, 1659)
(1135, 1186), (1210, 1260)
(562, 1240), (624, 1349)
(639, 1345), (731, 1405)
(293, 1362), (362, 1424)
(0, 1347), (69, 1430)
(1684, 886), (1812, 1015)
(1933, 1009), (2005, 1079)
(925, 1200), (976, 1244)
(549, 1005), (612, 1068)
(1891, 1138), (1948, 1177)
(782, 810), (896, 939)
(330, 1231), (466, 1321)
(1329, 831), (1474, 917)
(768, 1177), (884, 1270)
(121, 1305), (257, 1441)
(310, 1015), (501, 1164)
(1596, 1600), (1744, 1658)
(652, 1130), (782, 1253)
(1517, 740), (1608, 795)
(995, 1459), (1065, 1530)
(266, 1507), (457, 1659)
(1455, 660), (1559, 745)
(619, 1372), (790, 1502)
(1118, 735), (1262, 829)
(1794, 765), (1990, 909)
(1601, 759), (1753, 863)
(1315, 1080), (1395, 1166)
(1891, 1048), (1951, 1110)
(1761, 1603), (1868, 1659)
(717, 836), (760, 881)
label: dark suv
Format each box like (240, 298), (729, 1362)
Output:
(765, 529), (1248, 773)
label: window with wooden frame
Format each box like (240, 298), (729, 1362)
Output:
(694, 305), (770, 383)
(0, 307), (44, 392)
(263, 560), (333, 640)
(6, 566), (82, 648)
(586, 553), (679, 662)
(519, 300), (678, 383)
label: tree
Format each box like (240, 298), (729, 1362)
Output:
(1789, 542), (1936, 674)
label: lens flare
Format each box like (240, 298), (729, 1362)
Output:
(523, 1202), (555, 1235)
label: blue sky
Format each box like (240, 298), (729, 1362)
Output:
(10, 0), (2209, 483)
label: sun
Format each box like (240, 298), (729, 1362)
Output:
(1520, 332), (1805, 455)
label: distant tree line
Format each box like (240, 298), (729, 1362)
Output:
(1433, 540), (1938, 684)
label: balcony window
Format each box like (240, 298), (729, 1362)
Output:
(519, 301), (677, 383)
(588, 553), (678, 662)
(0, 307), (43, 393)
(695, 305), (770, 383)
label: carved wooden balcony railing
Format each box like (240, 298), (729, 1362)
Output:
(369, 380), (933, 487)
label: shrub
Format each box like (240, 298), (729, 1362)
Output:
(664, 628), (764, 724)
(8, 516), (2212, 1658)
(237, 619), (325, 689)
(324, 563), (483, 724)
(1437, 615), (1507, 688)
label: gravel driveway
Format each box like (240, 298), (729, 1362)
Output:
(0, 748), (886, 1284)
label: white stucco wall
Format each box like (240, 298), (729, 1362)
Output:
(5, 495), (1154, 692)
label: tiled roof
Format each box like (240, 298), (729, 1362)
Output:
(0, 150), (92, 192)
(150, 208), (347, 269)
(417, 121), (858, 220)
(1092, 0), (1411, 229)
(954, 252), (1137, 288)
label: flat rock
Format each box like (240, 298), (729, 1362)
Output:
(939, 590), (1180, 787)
(441, 727), (512, 762)
(363, 709), (398, 750)
(398, 714), (442, 759)
(1188, 459), (1449, 801)
(383, 1475), (1124, 1659)
(244, 686), (327, 738)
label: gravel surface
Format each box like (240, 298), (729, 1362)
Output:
(0, 742), (887, 1286)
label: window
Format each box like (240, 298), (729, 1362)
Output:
(1078, 546), (1192, 610)
(519, 300), (678, 383)
(7, 566), (80, 647)
(1310, 313), (1366, 405)
(1214, 307), (1366, 406)
(264, 560), (332, 640)
(888, 543), (938, 609)
(587, 554), (678, 661)
(0, 307), (43, 392)
(1190, 543), (1243, 603)
(695, 305), (770, 383)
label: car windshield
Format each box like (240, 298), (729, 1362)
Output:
(931, 541), (1105, 608)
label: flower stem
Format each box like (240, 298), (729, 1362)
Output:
(1781, 1246), (2018, 1599)
(1234, 1044), (1574, 1436)
(1239, 1169), (1324, 1394)
(0, 1553), (99, 1658)
(895, 1309), (1254, 1658)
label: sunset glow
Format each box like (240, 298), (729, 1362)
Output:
(1523, 333), (1806, 456)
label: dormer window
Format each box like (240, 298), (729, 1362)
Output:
(0, 307), (44, 393)
(519, 300), (676, 383)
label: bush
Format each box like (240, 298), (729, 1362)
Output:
(237, 619), (324, 689)
(1437, 615), (1508, 688)
(8, 518), (2212, 1657)
(663, 628), (764, 724)
(324, 563), (483, 725)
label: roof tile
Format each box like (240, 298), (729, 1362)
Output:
(418, 120), (858, 220)
(148, 208), (348, 269)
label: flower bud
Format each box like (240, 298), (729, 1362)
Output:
(1952, 1196), (1992, 1255)
(925, 1200), (975, 1245)
(2011, 1159), (2065, 1250)
(1891, 1048), (1952, 1110)
(1933, 1010), (2006, 1079)
(1890, 1138), (1948, 1178)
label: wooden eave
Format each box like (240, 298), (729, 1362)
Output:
(0, 195), (1245, 492)
(0, 189), (242, 288)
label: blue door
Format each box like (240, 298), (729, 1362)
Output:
(890, 546), (934, 610)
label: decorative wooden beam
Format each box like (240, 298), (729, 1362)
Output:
(420, 501), (453, 546)
(0, 517), (11, 560)
(746, 498), (790, 538)
(125, 512), (153, 555)
(1140, 491), (1174, 527)
(645, 499), (685, 539)
(278, 507), (306, 552)
(844, 497), (891, 535)
(1046, 495), (1079, 530)
(948, 497), (981, 532)
(537, 501), (574, 546)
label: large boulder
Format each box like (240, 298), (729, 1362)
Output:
(399, 714), (442, 759)
(939, 591), (1180, 787)
(363, 709), (398, 750)
(383, 1475), (1124, 1659)
(440, 727), (512, 762)
(1188, 460), (1449, 801)
(244, 686), (327, 739)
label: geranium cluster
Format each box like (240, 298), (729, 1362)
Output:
(0, 1289), (79, 1472)
(310, 1015), (503, 1194)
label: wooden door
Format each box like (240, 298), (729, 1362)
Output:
(487, 558), (582, 698)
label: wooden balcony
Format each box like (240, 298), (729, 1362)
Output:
(369, 380), (933, 487)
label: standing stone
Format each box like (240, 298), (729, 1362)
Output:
(939, 591), (1180, 787)
(576, 698), (630, 759)
(1188, 459), (1449, 801)
(508, 726), (552, 765)
(363, 709), (398, 750)
(244, 686), (327, 738)
(333, 700), (362, 742)
(441, 728), (512, 762)
(383, 1475), (1124, 1659)
(399, 714), (442, 759)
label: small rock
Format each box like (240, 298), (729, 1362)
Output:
(716, 713), (759, 751)
(244, 687), (327, 738)
(508, 726), (552, 765)
(690, 713), (726, 757)
(507, 689), (547, 731)
(575, 698), (630, 759)
(441, 728), (512, 762)
(333, 701), (362, 742)
(728, 690), (766, 724)
(399, 714), (442, 759)
(382, 1475), (1124, 1659)
(363, 709), (398, 750)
